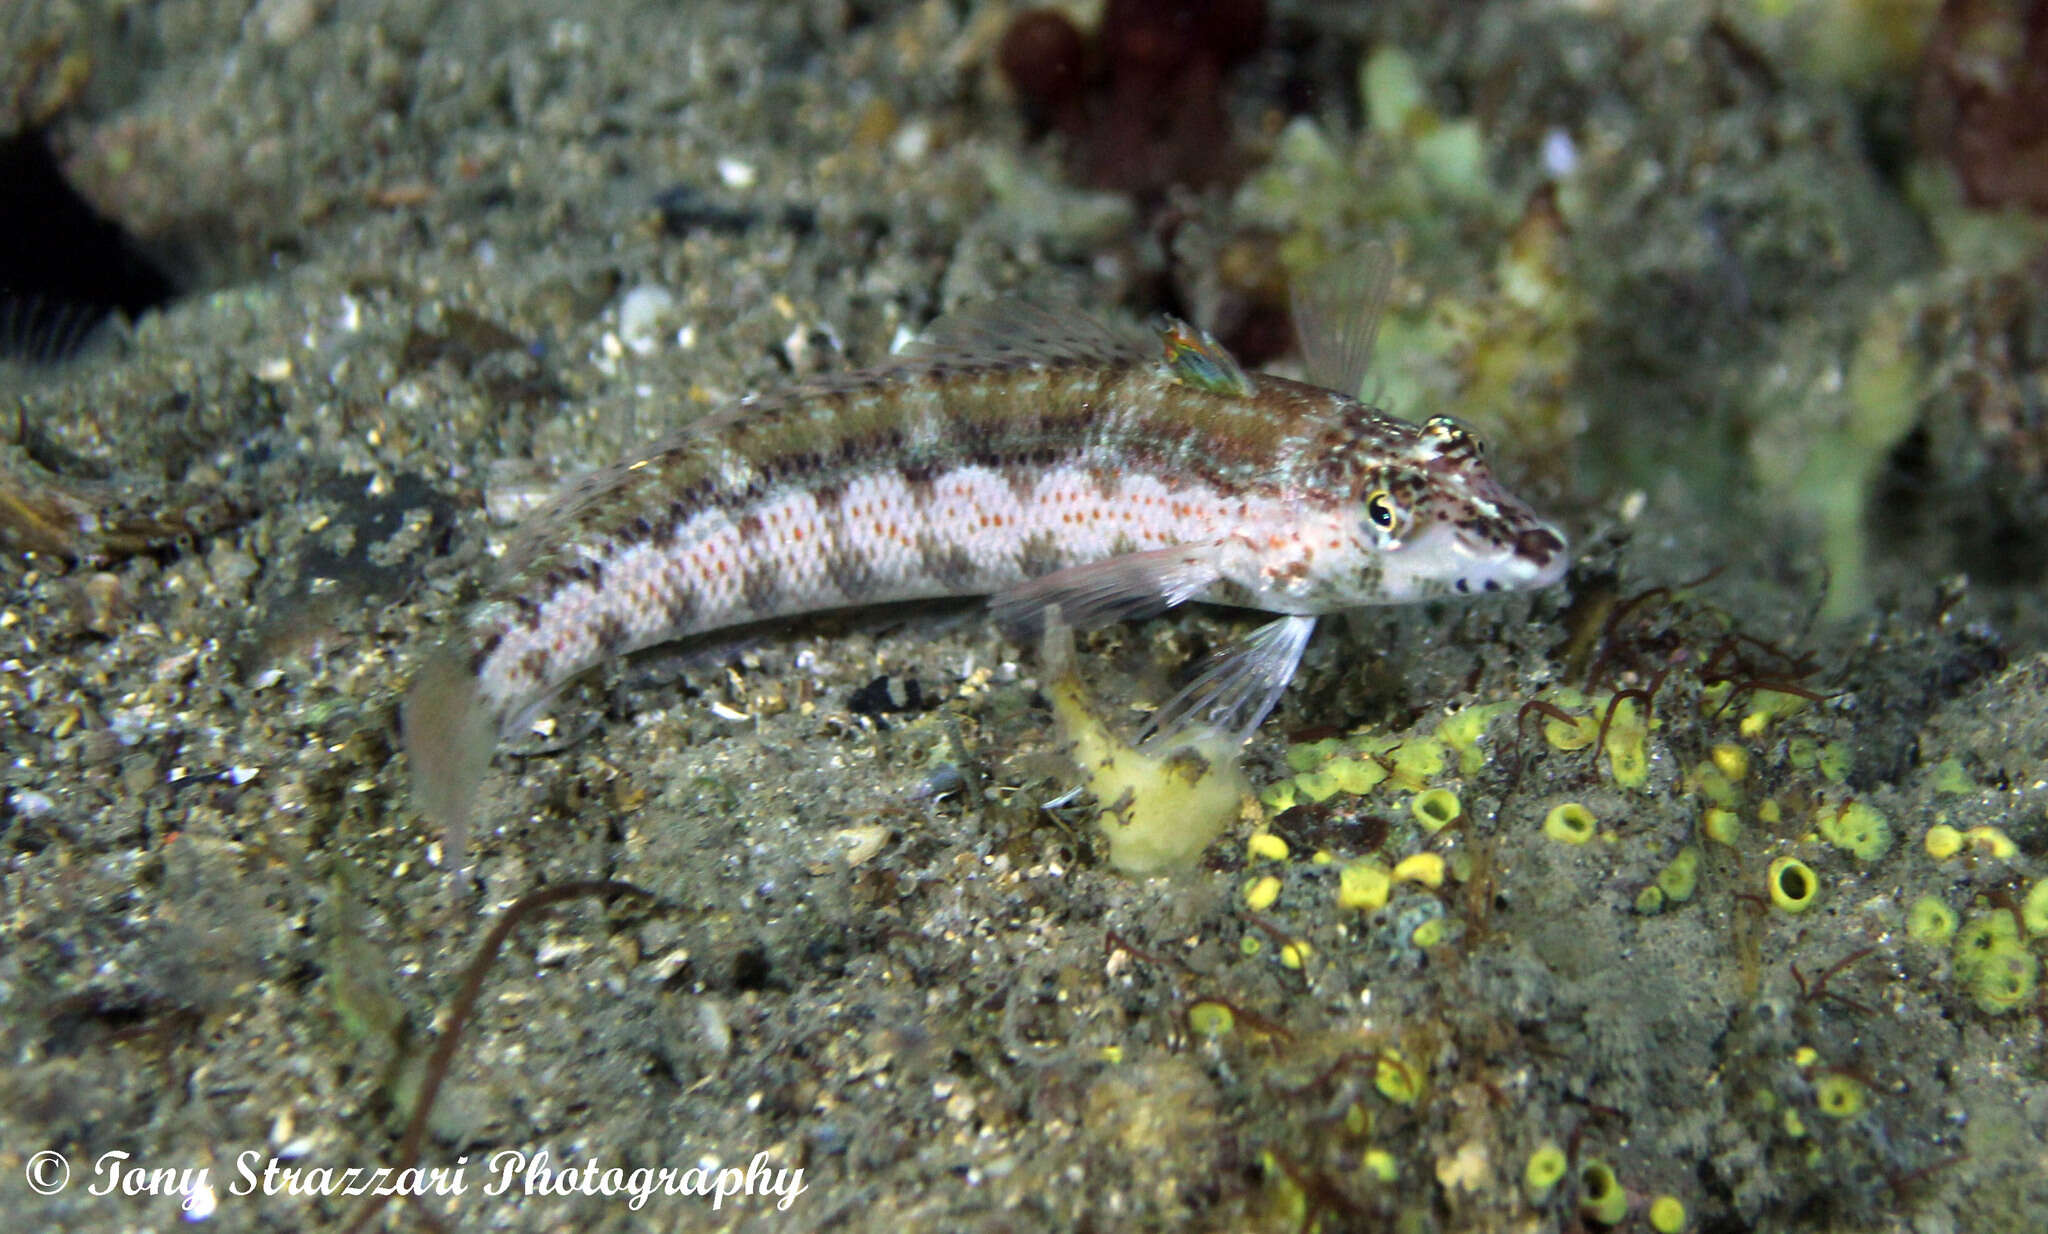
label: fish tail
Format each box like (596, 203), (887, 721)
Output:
(402, 642), (496, 876)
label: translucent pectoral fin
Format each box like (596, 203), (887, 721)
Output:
(991, 546), (1223, 637)
(403, 643), (496, 877)
(1137, 614), (1317, 752)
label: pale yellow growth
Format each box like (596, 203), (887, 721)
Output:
(1388, 739), (1448, 791)
(1045, 627), (1248, 876)
(1544, 802), (1597, 845)
(1339, 860), (1393, 912)
(1605, 695), (1650, 787)
(1247, 832), (1291, 863)
(1361, 1148), (1397, 1182)
(1330, 756), (1390, 795)
(1924, 823), (1963, 859)
(1967, 826), (2017, 860)
(1393, 852), (1447, 888)
(1703, 807), (1741, 847)
(1437, 701), (1510, 774)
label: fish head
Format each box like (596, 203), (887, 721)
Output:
(1352, 415), (1568, 602)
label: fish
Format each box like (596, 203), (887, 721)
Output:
(404, 263), (1569, 865)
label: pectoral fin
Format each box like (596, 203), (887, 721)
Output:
(1137, 614), (1317, 751)
(990, 546), (1222, 637)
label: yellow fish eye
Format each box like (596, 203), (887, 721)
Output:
(1366, 490), (1400, 532)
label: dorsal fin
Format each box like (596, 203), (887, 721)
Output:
(1157, 318), (1256, 396)
(1291, 241), (1395, 399)
(893, 298), (1151, 371)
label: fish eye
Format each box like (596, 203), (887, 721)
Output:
(1365, 490), (1400, 532)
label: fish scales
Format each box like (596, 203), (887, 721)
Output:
(406, 301), (1568, 853)
(472, 363), (1359, 722)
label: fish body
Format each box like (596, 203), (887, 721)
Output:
(405, 301), (1567, 846)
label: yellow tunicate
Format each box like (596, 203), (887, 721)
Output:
(1703, 807), (1741, 847)
(1698, 680), (1733, 715)
(1388, 739), (1447, 789)
(1969, 947), (2035, 1015)
(1815, 1073), (1867, 1119)
(1330, 755), (1390, 795)
(1187, 1001), (1235, 1036)
(1437, 702), (1508, 774)
(1286, 738), (1344, 772)
(1374, 1050), (1423, 1105)
(1295, 768), (1344, 803)
(1966, 826), (2017, 859)
(1649, 1194), (1687, 1234)
(1545, 711), (1595, 751)
(1411, 917), (1445, 947)
(1782, 1107), (1807, 1138)
(1740, 689), (1809, 737)
(1635, 885), (1667, 915)
(1361, 1148), (1397, 1181)
(1244, 875), (1282, 912)
(1524, 1140), (1568, 1200)
(1540, 689), (1594, 750)
(1932, 758), (1974, 794)
(1768, 857), (1818, 913)
(1905, 895), (1957, 946)
(1578, 1159), (1627, 1225)
(1279, 939), (1312, 969)
(1791, 1045), (1819, 1067)
(1953, 912), (2019, 977)
(1339, 860), (1393, 912)
(1603, 696), (1650, 787)
(1411, 788), (1462, 832)
(1046, 627), (1249, 874)
(1258, 781), (1298, 812)
(1656, 846), (1701, 904)
(1757, 797), (1783, 824)
(1248, 832), (1291, 863)
(1710, 743), (1750, 781)
(1818, 800), (1891, 862)
(2023, 881), (2048, 938)
(1924, 824), (1963, 859)
(1690, 765), (1738, 808)
(1393, 852), (1447, 888)
(1544, 802), (1596, 845)
(1817, 741), (1852, 783)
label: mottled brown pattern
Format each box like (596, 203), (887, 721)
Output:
(1015, 530), (1067, 579)
(740, 558), (781, 614)
(662, 582), (700, 629)
(916, 533), (978, 590)
(518, 648), (551, 684)
(822, 534), (876, 598)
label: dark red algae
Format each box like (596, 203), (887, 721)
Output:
(997, 0), (1267, 200)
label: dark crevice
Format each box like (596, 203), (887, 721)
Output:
(0, 127), (178, 363)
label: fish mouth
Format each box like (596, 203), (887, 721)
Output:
(1391, 521), (1569, 598)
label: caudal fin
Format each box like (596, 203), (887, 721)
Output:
(402, 644), (495, 876)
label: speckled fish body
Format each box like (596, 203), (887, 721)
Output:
(405, 302), (1567, 845)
